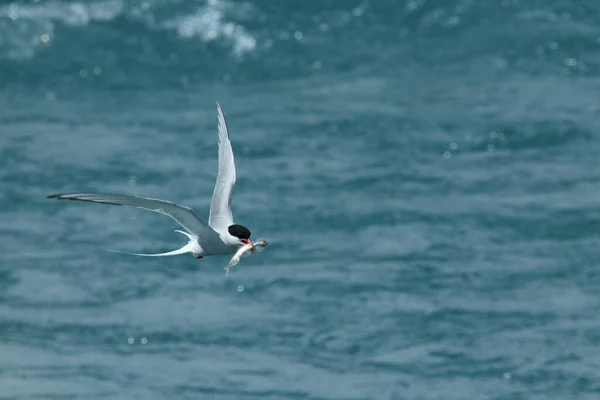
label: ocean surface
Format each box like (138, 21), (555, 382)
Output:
(2, 0), (600, 399)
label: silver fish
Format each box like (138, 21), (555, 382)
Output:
(225, 239), (269, 277)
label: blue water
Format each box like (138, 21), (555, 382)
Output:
(2, 0), (600, 398)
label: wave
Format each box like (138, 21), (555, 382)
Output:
(0, 0), (257, 61)
(2, 0), (600, 90)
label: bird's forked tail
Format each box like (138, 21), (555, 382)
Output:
(106, 230), (199, 257)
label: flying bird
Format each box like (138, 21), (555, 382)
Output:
(47, 102), (257, 259)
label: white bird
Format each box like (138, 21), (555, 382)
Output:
(47, 102), (257, 259)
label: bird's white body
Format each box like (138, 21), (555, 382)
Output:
(171, 228), (244, 257)
(48, 102), (256, 260)
(116, 228), (241, 258)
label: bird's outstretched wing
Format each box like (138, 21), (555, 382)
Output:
(47, 193), (221, 242)
(208, 102), (237, 231)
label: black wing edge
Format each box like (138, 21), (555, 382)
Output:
(46, 193), (123, 207)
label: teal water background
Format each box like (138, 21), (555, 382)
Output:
(2, 1), (600, 399)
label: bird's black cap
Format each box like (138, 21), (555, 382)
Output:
(228, 224), (251, 240)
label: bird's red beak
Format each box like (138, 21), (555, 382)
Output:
(242, 239), (256, 253)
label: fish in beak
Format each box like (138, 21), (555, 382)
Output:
(241, 238), (256, 253)
(225, 239), (269, 277)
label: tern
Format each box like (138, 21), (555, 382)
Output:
(47, 102), (257, 259)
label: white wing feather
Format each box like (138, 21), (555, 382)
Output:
(47, 192), (222, 245)
(208, 102), (237, 231)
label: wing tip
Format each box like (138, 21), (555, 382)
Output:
(45, 193), (124, 206)
(47, 193), (80, 200)
(215, 101), (230, 140)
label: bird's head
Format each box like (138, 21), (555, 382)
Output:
(228, 224), (256, 253)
